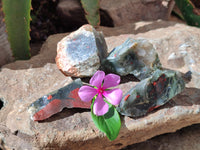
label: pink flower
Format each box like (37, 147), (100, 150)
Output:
(78, 71), (123, 116)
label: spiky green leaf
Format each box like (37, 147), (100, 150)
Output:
(81, 0), (100, 26)
(2, 0), (31, 60)
(175, 0), (200, 27)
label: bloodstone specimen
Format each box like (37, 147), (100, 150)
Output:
(28, 79), (91, 121)
(56, 24), (107, 77)
(102, 38), (162, 80)
(117, 70), (185, 117)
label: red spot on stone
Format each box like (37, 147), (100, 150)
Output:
(73, 39), (76, 41)
(144, 69), (146, 71)
(148, 105), (161, 113)
(136, 95), (140, 98)
(153, 82), (157, 86)
(33, 99), (63, 121)
(69, 88), (80, 100)
(114, 54), (116, 57)
(87, 46), (89, 48)
(124, 94), (130, 101)
(68, 88), (91, 108)
(130, 62), (133, 64)
(47, 95), (52, 100)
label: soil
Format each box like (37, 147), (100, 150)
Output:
(30, 0), (61, 43)
(30, 0), (114, 45)
(192, 0), (200, 8)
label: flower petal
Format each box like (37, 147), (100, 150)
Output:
(102, 74), (120, 89)
(103, 88), (123, 105)
(89, 70), (105, 88)
(78, 86), (97, 102)
(93, 94), (109, 116)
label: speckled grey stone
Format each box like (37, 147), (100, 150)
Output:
(102, 38), (162, 80)
(56, 24), (107, 77)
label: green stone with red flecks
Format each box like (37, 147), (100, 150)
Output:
(116, 69), (185, 117)
(28, 79), (91, 121)
(102, 38), (162, 80)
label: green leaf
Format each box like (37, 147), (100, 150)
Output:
(91, 100), (121, 141)
(2, 0), (31, 60)
(80, 0), (100, 26)
(175, 0), (200, 27)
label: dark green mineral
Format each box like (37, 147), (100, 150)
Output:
(102, 38), (162, 80)
(117, 69), (185, 117)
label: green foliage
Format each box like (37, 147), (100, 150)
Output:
(2, 0), (31, 60)
(91, 100), (121, 141)
(80, 0), (100, 26)
(175, 0), (200, 27)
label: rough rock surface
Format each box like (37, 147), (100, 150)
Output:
(57, 0), (175, 27)
(123, 124), (200, 150)
(56, 24), (107, 77)
(0, 21), (200, 149)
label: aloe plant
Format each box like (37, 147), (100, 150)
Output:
(80, 0), (100, 26)
(2, 0), (31, 60)
(175, 0), (200, 27)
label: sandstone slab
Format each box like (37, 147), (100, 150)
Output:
(123, 124), (200, 150)
(0, 21), (200, 149)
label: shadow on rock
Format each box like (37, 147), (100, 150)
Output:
(39, 108), (90, 123)
(133, 21), (178, 35)
(142, 87), (200, 119)
(100, 20), (178, 37)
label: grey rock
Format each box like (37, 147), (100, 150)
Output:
(56, 24), (107, 77)
(102, 38), (162, 80)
